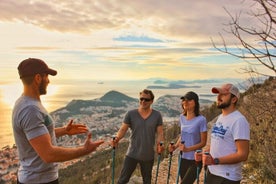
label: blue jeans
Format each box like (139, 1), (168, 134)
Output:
(117, 156), (154, 184)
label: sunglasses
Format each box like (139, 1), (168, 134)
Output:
(140, 97), (152, 102)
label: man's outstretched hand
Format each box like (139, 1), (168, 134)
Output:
(65, 119), (89, 135)
(84, 133), (105, 153)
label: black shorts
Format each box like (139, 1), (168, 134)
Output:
(17, 178), (59, 184)
(207, 170), (241, 184)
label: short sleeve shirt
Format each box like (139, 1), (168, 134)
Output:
(12, 95), (58, 183)
(124, 109), (163, 161)
(209, 110), (250, 181)
(179, 114), (207, 160)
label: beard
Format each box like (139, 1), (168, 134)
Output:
(217, 98), (231, 109)
(39, 79), (47, 95)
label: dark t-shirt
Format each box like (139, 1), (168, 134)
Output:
(124, 109), (163, 161)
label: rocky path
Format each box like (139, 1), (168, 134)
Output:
(127, 151), (205, 184)
(151, 151), (205, 184)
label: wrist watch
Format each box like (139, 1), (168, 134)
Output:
(214, 158), (220, 165)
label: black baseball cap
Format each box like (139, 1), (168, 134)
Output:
(18, 58), (57, 78)
(180, 91), (199, 102)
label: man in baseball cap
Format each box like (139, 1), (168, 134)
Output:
(13, 58), (104, 184)
(195, 83), (250, 184)
(17, 58), (57, 78)
(211, 83), (240, 99)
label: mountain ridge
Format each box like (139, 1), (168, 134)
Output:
(99, 90), (137, 102)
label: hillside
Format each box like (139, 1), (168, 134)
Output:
(100, 90), (137, 103)
(50, 90), (213, 138)
(238, 77), (276, 183)
(51, 90), (138, 125)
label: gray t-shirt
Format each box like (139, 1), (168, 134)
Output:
(12, 95), (58, 183)
(124, 109), (163, 161)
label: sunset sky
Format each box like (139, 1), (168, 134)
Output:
(0, 0), (271, 84)
(0, 0), (274, 147)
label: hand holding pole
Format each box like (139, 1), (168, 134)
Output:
(111, 135), (116, 184)
(154, 141), (163, 184)
(195, 150), (202, 184)
(203, 152), (209, 184)
(176, 141), (185, 184)
(166, 141), (174, 184)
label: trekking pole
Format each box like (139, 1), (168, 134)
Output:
(195, 150), (202, 184)
(166, 141), (174, 184)
(203, 152), (209, 184)
(112, 135), (116, 184)
(176, 141), (185, 184)
(154, 141), (163, 184)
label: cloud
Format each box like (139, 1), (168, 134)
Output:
(16, 46), (60, 51)
(114, 35), (164, 43)
(0, 0), (262, 81)
(0, 0), (251, 38)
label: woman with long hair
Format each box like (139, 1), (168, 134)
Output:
(169, 91), (207, 184)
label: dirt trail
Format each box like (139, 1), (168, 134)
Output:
(151, 152), (205, 184)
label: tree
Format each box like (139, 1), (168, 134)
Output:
(212, 0), (276, 77)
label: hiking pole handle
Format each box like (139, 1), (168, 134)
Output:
(195, 150), (202, 184)
(111, 135), (116, 184)
(155, 141), (163, 184)
(195, 149), (202, 164)
(176, 141), (185, 184)
(169, 141), (174, 155)
(180, 141), (185, 155)
(203, 152), (209, 184)
(203, 152), (209, 169)
(166, 141), (174, 184)
(112, 135), (116, 149)
(158, 141), (163, 155)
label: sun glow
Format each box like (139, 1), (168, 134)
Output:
(0, 83), (22, 108)
(45, 84), (59, 96)
(0, 83), (59, 109)
(41, 84), (59, 110)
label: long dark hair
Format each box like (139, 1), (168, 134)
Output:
(183, 99), (200, 116)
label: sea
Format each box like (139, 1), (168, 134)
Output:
(0, 79), (237, 148)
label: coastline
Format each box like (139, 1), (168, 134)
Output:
(0, 79), (231, 147)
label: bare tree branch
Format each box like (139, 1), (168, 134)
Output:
(211, 0), (276, 77)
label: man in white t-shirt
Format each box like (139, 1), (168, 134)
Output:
(195, 83), (250, 184)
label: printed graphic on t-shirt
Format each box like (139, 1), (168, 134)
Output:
(44, 115), (53, 126)
(211, 122), (229, 139)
